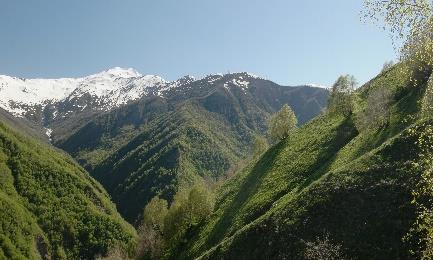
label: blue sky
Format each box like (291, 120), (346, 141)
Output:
(0, 0), (395, 86)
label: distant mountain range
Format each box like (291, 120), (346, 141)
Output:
(0, 68), (327, 129)
(0, 68), (329, 222)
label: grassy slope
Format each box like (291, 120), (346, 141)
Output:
(0, 120), (137, 259)
(182, 65), (427, 259)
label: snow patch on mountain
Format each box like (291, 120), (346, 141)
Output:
(0, 69), (272, 119)
(306, 83), (329, 89)
(45, 128), (53, 141)
(0, 68), (166, 117)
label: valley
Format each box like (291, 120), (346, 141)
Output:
(3, 1), (433, 259)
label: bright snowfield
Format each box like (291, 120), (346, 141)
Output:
(0, 68), (317, 118)
(0, 67), (166, 116)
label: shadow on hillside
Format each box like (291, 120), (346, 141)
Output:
(296, 117), (357, 194)
(203, 116), (358, 250)
(203, 140), (287, 247)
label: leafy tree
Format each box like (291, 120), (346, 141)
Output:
(142, 197), (168, 233)
(408, 122), (433, 258)
(363, 0), (433, 81)
(422, 74), (433, 118)
(164, 183), (214, 247)
(356, 86), (393, 131)
(252, 135), (268, 158)
(268, 104), (298, 141)
(327, 75), (357, 116)
(136, 224), (165, 260)
(136, 197), (168, 259)
(96, 246), (129, 260)
(136, 182), (214, 258)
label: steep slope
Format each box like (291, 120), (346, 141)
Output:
(0, 107), (48, 142)
(55, 73), (328, 222)
(181, 65), (428, 259)
(0, 119), (136, 259)
(91, 102), (251, 222)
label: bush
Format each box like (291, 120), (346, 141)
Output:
(304, 233), (345, 260)
(356, 86), (393, 131)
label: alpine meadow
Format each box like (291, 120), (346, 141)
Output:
(2, 1), (433, 259)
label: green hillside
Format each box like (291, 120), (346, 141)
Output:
(0, 119), (136, 259)
(180, 65), (430, 259)
(55, 76), (328, 223)
(91, 101), (251, 222)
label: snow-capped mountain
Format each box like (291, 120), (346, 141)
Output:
(0, 69), (265, 121)
(0, 67), (166, 118)
(0, 68), (328, 135)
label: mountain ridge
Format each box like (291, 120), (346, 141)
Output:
(0, 68), (327, 127)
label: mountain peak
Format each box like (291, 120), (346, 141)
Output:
(224, 72), (262, 79)
(176, 75), (196, 84)
(95, 67), (142, 79)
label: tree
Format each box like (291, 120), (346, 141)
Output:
(363, 0), (433, 81)
(327, 75), (357, 116)
(136, 224), (165, 260)
(355, 86), (393, 131)
(96, 246), (129, 260)
(137, 197), (168, 259)
(268, 104), (298, 141)
(142, 197), (168, 233)
(136, 183), (214, 258)
(422, 73), (433, 118)
(252, 135), (268, 158)
(164, 183), (214, 246)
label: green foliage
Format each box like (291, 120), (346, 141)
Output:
(304, 233), (345, 260)
(408, 119), (433, 258)
(90, 103), (245, 222)
(421, 73), (433, 118)
(268, 104), (298, 141)
(382, 60), (395, 72)
(0, 121), (137, 259)
(327, 75), (357, 116)
(177, 62), (426, 259)
(252, 135), (268, 158)
(355, 85), (394, 131)
(143, 197), (169, 233)
(363, 0), (433, 84)
(163, 183), (214, 249)
(137, 182), (214, 259)
(56, 79), (328, 223)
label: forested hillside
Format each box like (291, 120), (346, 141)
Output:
(54, 73), (328, 222)
(0, 118), (136, 259)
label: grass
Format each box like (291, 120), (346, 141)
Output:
(179, 63), (428, 259)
